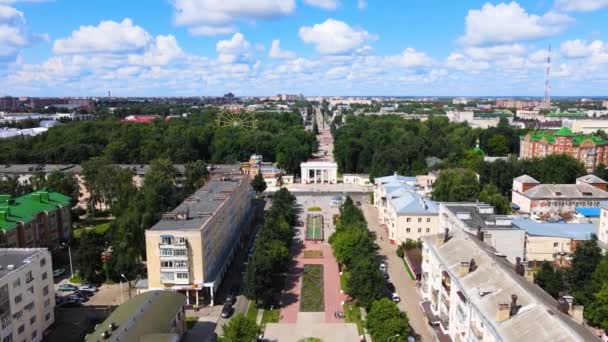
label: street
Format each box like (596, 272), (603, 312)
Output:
(358, 199), (434, 342)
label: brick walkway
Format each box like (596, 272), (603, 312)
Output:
(279, 241), (346, 324)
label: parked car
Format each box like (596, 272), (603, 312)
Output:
(355, 201), (362, 206)
(379, 263), (387, 272)
(382, 270), (389, 280)
(57, 284), (78, 292)
(75, 290), (93, 298)
(68, 293), (88, 302)
(60, 299), (82, 308)
(79, 285), (98, 293)
(52, 268), (66, 277)
(221, 303), (233, 318)
(386, 282), (395, 292)
(391, 293), (401, 303)
(226, 294), (236, 305)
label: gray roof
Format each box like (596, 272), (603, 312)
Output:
(523, 183), (608, 200)
(577, 174), (607, 184)
(445, 204), (518, 231)
(423, 229), (597, 342)
(0, 248), (47, 279)
(389, 191), (438, 215)
(512, 218), (596, 240)
(514, 175), (540, 184)
(375, 174), (417, 186)
(150, 175), (249, 231)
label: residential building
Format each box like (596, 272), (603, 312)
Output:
(597, 204), (608, 247)
(0, 248), (55, 342)
(511, 174), (608, 215)
(440, 203), (525, 263)
(564, 119), (608, 134)
(0, 97), (19, 112)
(120, 115), (162, 123)
(85, 291), (186, 342)
(0, 191), (72, 248)
(603, 100), (608, 109)
(342, 174), (371, 186)
(374, 174), (440, 243)
(516, 110), (542, 121)
(511, 218), (596, 261)
(452, 98), (468, 105)
(415, 171), (439, 197)
(145, 173), (255, 306)
(240, 154), (285, 187)
(520, 127), (608, 171)
(420, 228), (596, 342)
(446, 111), (474, 123)
(495, 99), (544, 109)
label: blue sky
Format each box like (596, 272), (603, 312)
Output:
(1, 0), (608, 96)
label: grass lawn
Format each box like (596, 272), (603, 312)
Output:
(343, 301), (364, 335)
(299, 338), (323, 342)
(68, 273), (83, 284)
(339, 270), (350, 293)
(300, 264), (324, 312)
(307, 207), (322, 211)
(261, 307), (280, 326)
(303, 250), (323, 258)
(186, 316), (198, 329)
(246, 301), (259, 322)
(73, 222), (111, 239)
(402, 258), (415, 280)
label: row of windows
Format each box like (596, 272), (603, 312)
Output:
(159, 249), (187, 257)
(406, 218), (432, 223)
(160, 261), (188, 268)
(404, 228), (431, 233)
(160, 272), (189, 281)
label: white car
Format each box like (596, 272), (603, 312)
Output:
(379, 263), (387, 272)
(79, 285), (97, 293)
(391, 293), (401, 303)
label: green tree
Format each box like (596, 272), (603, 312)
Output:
(534, 261), (565, 298)
(479, 184), (511, 215)
(520, 154), (586, 184)
(29, 170), (47, 190)
(218, 314), (260, 342)
(76, 232), (104, 282)
(487, 134), (510, 156)
(183, 160), (208, 196)
(332, 228), (373, 267)
(45, 170), (80, 205)
(431, 169), (480, 202)
(251, 173), (267, 194)
(366, 298), (410, 342)
(593, 164), (608, 181)
(140, 158), (179, 229)
(585, 283), (608, 330)
(346, 257), (386, 309)
(312, 120), (319, 135)
(568, 235), (602, 305)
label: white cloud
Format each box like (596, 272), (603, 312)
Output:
(216, 32), (251, 64)
(299, 19), (375, 54)
(304, 0), (339, 10)
(555, 0), (608, 12)
(53, 19), (151, 54)
(560, 39), (608, 65)
(0, 4), (27, 62)
(357, 0), (367, 10)
(269, 39), (296, 59)
(386, 48), (433, 67)
(128, 35), (184, 66)
(172, 0), (295, 36)
(463, 44), (526, 60)
(459, 2), (571, 46)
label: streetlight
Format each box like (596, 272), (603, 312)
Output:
(387, 334), (400, 342)
(61, 242), (74, 281)
(119, 274), (128, 304)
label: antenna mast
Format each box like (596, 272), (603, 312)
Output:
(543, 45), (551, 107)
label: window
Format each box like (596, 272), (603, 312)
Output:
(42, 286), (48, 296)
(45, 313), (50, 322)
(160, 249), (172, 256)
(1, 316), (11, 330)
(174, 249), (187, 256)
(427, 218), (431, 223)
(406, 228), (411, 233)
(553, 242), (559, 248)
(17, 325), (24, 334)
(14, 295), (22, 304)
(161, 272), (173, 281)
(31, 331), (37, 340)
(174, 261), (188, 268)
(43, 299), (50, 308)
(29, 316), (35, 325)
(418, 218), (422, 223)
(41, 272), (47, 280)
(177, 237), (187, 245)
(25, 271), (33, 284)
(426, 228), (430, 233)
(418, 228), (422, 233)
(406, 218), (411, 223)
(24, 302), (34, 311)
(176, 273), (189, 279)
(40, 258), (46, 267)
(2, 333), (12, 342)
(12, 311), (22, 320)
(160, 261), (174, 268)
(161, 236), (172, 245)
(26, 287), (33, 295)
(13, 279), (20, 288)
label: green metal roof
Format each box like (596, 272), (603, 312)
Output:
(0, 190), (71, 232)
(85, 291), (186, 342)
(547, 111), (586, 117)
(526, 129), (608, 146)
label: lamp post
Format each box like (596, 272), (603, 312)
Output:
(61, 242), (74, 280)
(387, 334), (400, 342)
(120, 274), (129, 302)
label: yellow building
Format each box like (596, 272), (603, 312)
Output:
(145, 173), (254, 306)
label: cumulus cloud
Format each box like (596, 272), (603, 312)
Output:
(172, 0), (295, 36)
(386, 48), (433, 68)
(299, 19), (375, 54)
(555, 0), (608, 12)
(304, 0), (339, 10)
(463, 44), (526, 60)
(128, 35), (184, 66)
(53, 19), (151, 54)
(216, 32), (251, 64)
(459, 2), (571, 46)
(0, 4), (28, 62)
(269, 39), (296, 59)
(560, 39), (608, 65)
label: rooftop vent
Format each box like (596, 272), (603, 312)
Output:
(7, 264), (14, 270)
(456, 212), (471, 220)
(108, 322), (117, 331)
(514, 257), (525, 276)
(101, 330), (110, 340)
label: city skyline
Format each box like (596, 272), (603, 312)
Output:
(1, 0), (608, 96)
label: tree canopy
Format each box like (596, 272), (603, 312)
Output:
(218, 314), (260, 342)
(366, 298), (410, 342)
(431, 169), (480, 202)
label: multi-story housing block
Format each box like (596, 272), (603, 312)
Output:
(511, 174), (608, 215)
(420, 228), (596, 342)
(520, 127), (608, 172)
(145, 174), (254, 306)
(0, 191), (72, 248)
(0, 248), (55, 342)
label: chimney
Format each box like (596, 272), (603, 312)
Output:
(509, 294), (520, 317)
(514, 257), (525, 276)
(524, 265), (535, 282)
(459, 261), (470, 277)
(444, 228), (450, 243)
(476, 226), (484, 242)
(469, 258), (477, 273)
(497, 303), (510, 322)
(569, 305), (584, 324)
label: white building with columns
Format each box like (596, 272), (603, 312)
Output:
(300, 161), (338, 184)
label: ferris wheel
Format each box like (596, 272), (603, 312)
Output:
(216, 110), (257, 130)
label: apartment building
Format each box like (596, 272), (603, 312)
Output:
(374, 174), (440, 244)
(520, 127), (608, 172)
(145, 174), (254, 306)
(0, 191), (72, 248)
(85, 291), (186, 342)
(420, 228), (596, 342)
(511, 174), (608, 215)
(0, 248), (55, 342)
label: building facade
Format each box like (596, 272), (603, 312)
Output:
(0, 248), (55, 342)
(520, 127), (608, 172)
(420, 228), (595, 342)
(85, 291), (186, 342)
(0, 191), (72, 248)
(145, 174), (254, 306)
(240, 154), (285, 187)
(511, 174), (608, 215)
(300, 161), (338, 184)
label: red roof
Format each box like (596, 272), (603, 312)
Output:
(120, 115), (161, 123)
